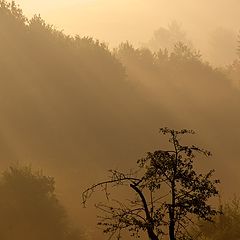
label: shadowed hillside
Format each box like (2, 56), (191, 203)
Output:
(0, 1), (240, 239)
(0, 1), (168, 169)
(115, 42), (240, 179)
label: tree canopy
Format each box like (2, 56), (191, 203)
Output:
(83, 128), (220, 240)
(0, 165), (82, 240)
(0, 3), (240, 238)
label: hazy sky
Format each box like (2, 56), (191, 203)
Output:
(16, 0), (240, 63)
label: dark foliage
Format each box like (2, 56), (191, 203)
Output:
(0, 165), (82, 240)
(0, 2), (239, 238)
(83, 128), (220, 240)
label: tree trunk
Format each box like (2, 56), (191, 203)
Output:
(147, 227), (159, 240)
(130, 184), (159, 240)
(169, 206), (175, 240)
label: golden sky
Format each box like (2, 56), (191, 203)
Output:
(16, 0), (240, 55)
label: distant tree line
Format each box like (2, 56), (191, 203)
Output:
(0, 165), (82, 240)
(0, 0), (239, 167)
(0, 2), (240, 240)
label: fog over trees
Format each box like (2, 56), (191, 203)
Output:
(0, 165), (82, 240)
(0, 1), (240, 239)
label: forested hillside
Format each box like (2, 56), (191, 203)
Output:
(0, 1), (240, 239)
(0, 2), (164, 169)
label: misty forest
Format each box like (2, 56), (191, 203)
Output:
(0, 0), (240, 239)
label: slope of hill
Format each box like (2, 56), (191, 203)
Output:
(0, 2), (240, 239)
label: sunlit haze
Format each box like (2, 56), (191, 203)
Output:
(17, 0), (239, 55)
(1, 1), (240, 239)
